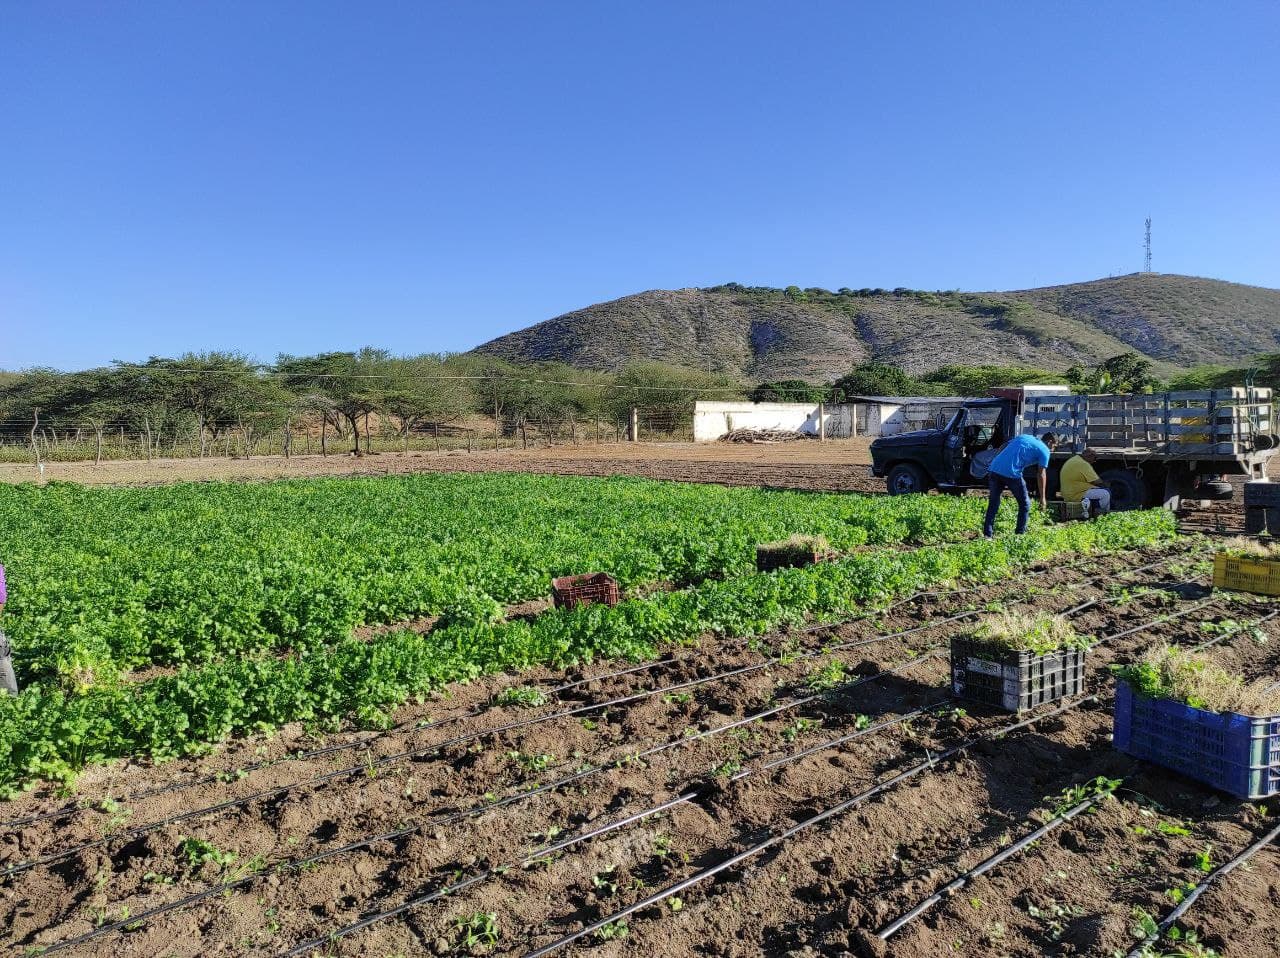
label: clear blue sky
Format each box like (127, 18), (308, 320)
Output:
(3, 1), (1278, 370)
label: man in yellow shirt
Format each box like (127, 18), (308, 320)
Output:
(1059, 448), (1111, 517)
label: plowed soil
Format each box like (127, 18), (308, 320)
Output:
(4, 539), (1279, 957)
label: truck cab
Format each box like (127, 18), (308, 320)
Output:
(871, 398), (1016, 495)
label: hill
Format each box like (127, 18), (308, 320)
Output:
(473, 273), (1280, 381)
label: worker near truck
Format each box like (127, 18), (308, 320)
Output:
(1059, 447), (1111, 518)
(982, 432), (1058, 538)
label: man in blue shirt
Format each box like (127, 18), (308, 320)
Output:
(983, 432), (1058, 538)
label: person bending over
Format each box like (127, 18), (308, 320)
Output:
(982, 432), (1058, 538)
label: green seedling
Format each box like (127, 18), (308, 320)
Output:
(453, 911), (499, 952)
(595, 920), (628, 942)
(507, 750), (554, 774)
(177, 836), (237, 872)
(495, 685), (549, 708)
(1045, 775), (1120, 817)
(805, 660), (847, 692)
(780, 718), (819, 743)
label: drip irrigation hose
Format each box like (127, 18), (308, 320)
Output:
(24, 655), (944, 954)
(877, 790), (1111, 939)
(274, 702), (952, 958)
(1125, 820), (1280, 958)
(518, 697), (1092, 958)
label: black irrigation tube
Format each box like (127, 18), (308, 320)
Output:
(3, 557), (1137, 874)
(517, 587), (1253, 958)
(0, 547), (1124, 833)
(275, 707), (948, 958)
(26, 565), (1199, 954)
(29, 660), (942, 956)
(877, 790), (1112, 939)
(1125, 820), (1280, 958)
(519, 696), (1091, 958)
(267, 593), (1151, 957)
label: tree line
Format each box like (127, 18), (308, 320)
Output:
(0, 351), (738, 459)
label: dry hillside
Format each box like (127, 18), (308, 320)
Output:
(474, 273), (1280, 380)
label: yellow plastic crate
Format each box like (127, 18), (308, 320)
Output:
(1214, 553), (1280, 596)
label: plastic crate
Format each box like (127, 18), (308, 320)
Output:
(755, 543), (834, 573)
(1213, 553), (1280, 596)
(551, 572), (621, 610)
(1050, 501), (1087, 522)
(1113, 681), (1280, 799)
(950, 638), (1087, 713)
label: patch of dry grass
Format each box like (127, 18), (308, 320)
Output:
(970, 611), (1086, 655)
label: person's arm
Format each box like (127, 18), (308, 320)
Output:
(1038, 467), (1048, 509)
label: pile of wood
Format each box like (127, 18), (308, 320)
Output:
(719, 428), (812, 444)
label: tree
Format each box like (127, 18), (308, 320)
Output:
(831, 362), (918, 400)
(276, 348), (390, 454)
(1065, 352), (1159, 395)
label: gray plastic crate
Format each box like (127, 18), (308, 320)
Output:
(951, 637), (1086, 713)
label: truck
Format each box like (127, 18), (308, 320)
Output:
(869, 386), (1278, 510)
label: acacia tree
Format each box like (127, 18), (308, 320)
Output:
(276, 348), (389, 455)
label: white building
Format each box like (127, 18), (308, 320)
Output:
(691, 397), (968, 441)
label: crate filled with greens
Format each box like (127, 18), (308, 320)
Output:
(951, 612), (1089, 713)
(1114, 646), (1280, 799)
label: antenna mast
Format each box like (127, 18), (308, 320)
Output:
(1143, 217), (1152, 272)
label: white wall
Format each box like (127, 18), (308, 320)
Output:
(692, 401), (855, 442)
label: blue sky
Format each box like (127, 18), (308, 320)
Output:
(2, 1), (1278, 370)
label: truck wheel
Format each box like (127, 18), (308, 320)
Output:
(1099, 468), (1149, 511)
(886, 463), (930, 495)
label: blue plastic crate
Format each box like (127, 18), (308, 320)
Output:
(1113, 681), (1280, 800)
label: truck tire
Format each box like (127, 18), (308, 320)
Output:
(886, 463), (931, 495)
(1099, 468), (1149, 511)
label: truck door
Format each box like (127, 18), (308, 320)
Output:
(942, 409), (967, 484)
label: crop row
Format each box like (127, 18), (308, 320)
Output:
(0, 508), (1174, 794)
(0, 473), (1024, 683)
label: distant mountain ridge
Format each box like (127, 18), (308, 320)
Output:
(473, 273), (1280, 382)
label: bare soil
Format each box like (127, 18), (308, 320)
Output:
(4, 539), (1278, 957)
(0, 439), (882, 493)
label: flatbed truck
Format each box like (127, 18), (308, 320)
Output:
(870, 387), (1278, 510)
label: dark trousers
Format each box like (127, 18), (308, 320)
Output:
(984, 473), (1030, 537)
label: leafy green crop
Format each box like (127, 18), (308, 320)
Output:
(0, 474), (1018, 685)
(0, 508), (1174, 793)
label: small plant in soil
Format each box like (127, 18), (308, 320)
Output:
(177, 836), (237, 872)
(780, 717), (820, 743)
(595, 920), (629, 942)
(507, 750), (555, 774)
(591, 868), (619, 898)
(969, 611), (1090, 655)
(805, 659), (847, 691)
(1045, 775), (1120, 817)
(453, 911), (499, 953)
(1115, 645), (1280, 715)
(494, 685), (549, 708)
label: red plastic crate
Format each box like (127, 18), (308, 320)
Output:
(551, 572), (620, 610)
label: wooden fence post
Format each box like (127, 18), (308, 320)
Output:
(818, 402), (826, 442)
